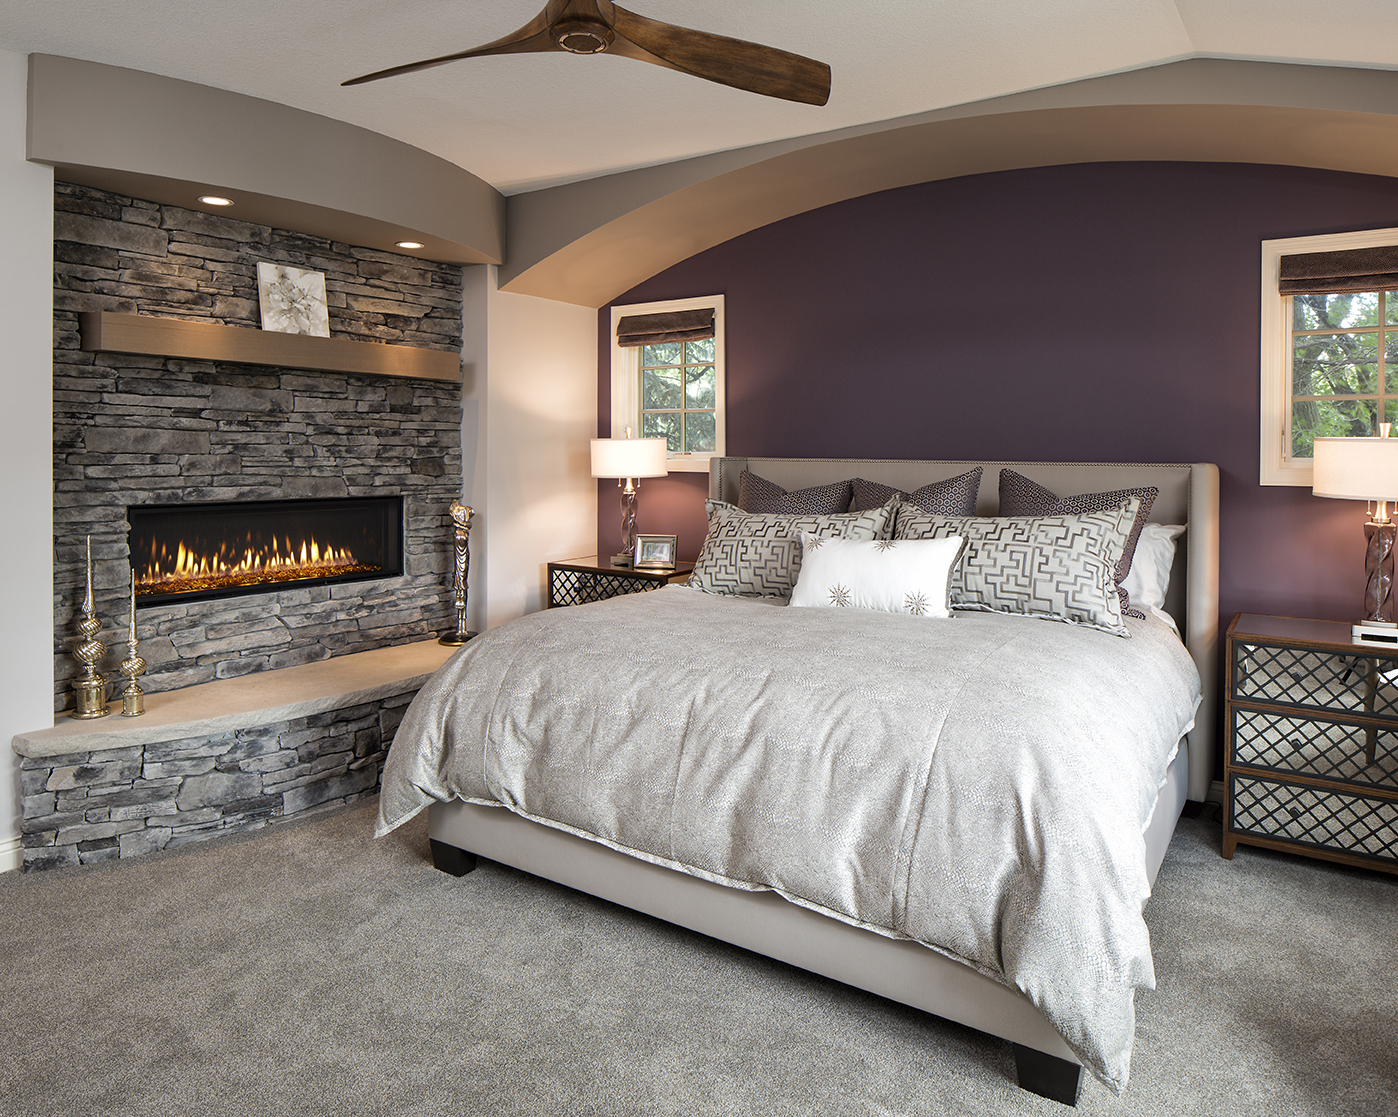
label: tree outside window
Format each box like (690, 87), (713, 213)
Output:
(640, 338), (717, 453)
(1291, 290), (1398, 458)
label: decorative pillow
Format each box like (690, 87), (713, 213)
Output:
(789, 534), (967, 618)
(997, 469), (1157, 618)
(850, 467), (982, 515)
(893, 498), (1141, 636)
(1121, 523), (1185, 614)
(739, 471), (853, 515)
(689, 500), (894, 598)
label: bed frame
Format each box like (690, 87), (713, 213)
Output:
(427, 458), (1220, 1105)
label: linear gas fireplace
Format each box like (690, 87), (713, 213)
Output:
(129, 496), (405, 607)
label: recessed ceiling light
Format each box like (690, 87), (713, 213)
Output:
(395, 240), (424, 250)
(198, 195), (234, 206)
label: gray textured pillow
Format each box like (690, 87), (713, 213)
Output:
(739, 470), (853, 515)
(851, 467), (982, 515)
(997, 469), (1157, 619)
(893, 498), (1140, 636)
(690, 500), (895, 598)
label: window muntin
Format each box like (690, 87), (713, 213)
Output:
(640, 338), (717, 453)
(1290, 291), (1398, 459)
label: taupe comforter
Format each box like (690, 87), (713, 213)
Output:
(379, 586), (1200, 1092)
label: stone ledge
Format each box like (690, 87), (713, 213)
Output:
(13, 639), (457, 758)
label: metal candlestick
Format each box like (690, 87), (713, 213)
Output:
(70, 535), (110, 719)
(118, 570), (146, 717)
(439, 500), (476, 646)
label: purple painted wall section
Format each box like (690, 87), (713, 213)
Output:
(600, 162), (1398, 637)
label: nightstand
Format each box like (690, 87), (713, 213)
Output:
(546, 556), (694, 608)
(1224, 612), (1398, 875)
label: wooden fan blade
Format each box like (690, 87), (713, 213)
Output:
(341, 2), (562, 86)
(609, 5), (830, 105)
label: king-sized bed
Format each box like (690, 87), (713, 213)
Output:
(379, 457), (1219, 1105)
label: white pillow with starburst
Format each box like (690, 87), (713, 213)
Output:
(788, 533), (966, 618)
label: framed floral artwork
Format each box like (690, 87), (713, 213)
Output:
(256, 262), (330, 337)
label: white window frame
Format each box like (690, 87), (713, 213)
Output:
(1261, 226), (1398, 485)
(609, 294), (725, 473)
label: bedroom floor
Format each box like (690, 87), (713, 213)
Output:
(0, 799), (1393, 1116)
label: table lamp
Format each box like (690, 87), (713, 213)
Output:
(591, 427), (668, 566)
(1313, 426), (1398, 640)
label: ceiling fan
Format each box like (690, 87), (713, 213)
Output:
(343, 0), (831, 106)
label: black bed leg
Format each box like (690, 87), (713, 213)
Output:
(429, 839), (478, 877)
(1012, 1044), (1083, 1106)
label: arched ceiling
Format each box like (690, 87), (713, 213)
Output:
(9, 3), (1398, 306)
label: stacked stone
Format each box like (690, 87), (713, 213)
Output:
(19, 692), (414, 871)
(52, 182), (465, 711)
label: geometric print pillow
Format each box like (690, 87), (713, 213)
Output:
(850, 467), (982, 516)
(892, 498), (1141, 636)
(689, 500), (895, 598)
(739, 470), (854, 515)
(997, 469), (1157, 619)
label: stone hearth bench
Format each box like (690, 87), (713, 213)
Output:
(12, 640), (457, 871)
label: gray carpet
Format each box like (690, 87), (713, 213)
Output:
(1, 801), (1394, 1116)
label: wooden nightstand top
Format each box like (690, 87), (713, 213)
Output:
(549, 556), (695, 578)
(1228, 612), (1398, 657)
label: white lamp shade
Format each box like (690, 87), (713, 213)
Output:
(590, 436), (669, 479)
(1312, 436), (1398, 500)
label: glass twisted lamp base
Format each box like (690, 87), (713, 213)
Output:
(1364, 519), (1397, 622)
(613, 485), (638, 566)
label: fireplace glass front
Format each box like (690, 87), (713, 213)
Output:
(129, 496), (404, 607)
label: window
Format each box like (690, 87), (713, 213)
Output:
(1261, 227), (1398, 485)
(610, 295), (724, 473)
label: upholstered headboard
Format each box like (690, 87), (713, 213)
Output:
(711, 457), (1220, 802)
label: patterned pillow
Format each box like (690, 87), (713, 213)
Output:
(997, 469), (1157, 619)
(893, 498), (1141, 636)
(851, 467), (982, 516)
(739, 471), (853, 515)
(689, 500), (895, 598)
(789, 533), (967, 618)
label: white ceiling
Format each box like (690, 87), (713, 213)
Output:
(2, 0), (1397, 195)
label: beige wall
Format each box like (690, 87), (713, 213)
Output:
(461, 268), (597, 630)
(0, 47), (56, 870)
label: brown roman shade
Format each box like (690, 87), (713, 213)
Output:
(1280, 245), (1398, 295)
(616, 307), (714, 347)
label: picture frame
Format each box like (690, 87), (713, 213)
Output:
(256, 262), (330, 337)
(633, 533), (678, 570)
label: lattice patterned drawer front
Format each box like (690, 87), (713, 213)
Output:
(549, 568), (663, 607)
(1233, 641), (1398, 720)
(1231, 708), (1398, 791)
(1230, 774), (1398, 864)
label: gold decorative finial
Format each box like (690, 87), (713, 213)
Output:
(70, 535), (110, 719)
(118, 569), (146, 717)
(439, 499), (476, 646)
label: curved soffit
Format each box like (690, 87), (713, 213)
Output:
(27, 54), (505, 266)
(502, 65), (1398, 308)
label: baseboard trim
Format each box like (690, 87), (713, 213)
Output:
(1207, 779), (1225, 805)
(0, 834), (21, 874)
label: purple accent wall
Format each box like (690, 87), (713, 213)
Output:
(598, 162), (1398, 780)
(600, 162), (1398, 633)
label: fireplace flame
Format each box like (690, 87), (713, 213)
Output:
(137, 533), (381, 598)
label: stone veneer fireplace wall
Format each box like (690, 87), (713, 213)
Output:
(51, 182), (464, 713)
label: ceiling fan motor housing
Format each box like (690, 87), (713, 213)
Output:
(553, 17), (614, 54)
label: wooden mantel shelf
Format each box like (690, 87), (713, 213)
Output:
(79, 311), (460, 382)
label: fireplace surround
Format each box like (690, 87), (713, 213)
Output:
(52, 181), (465, 710)
(26, 182), (466, 868)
